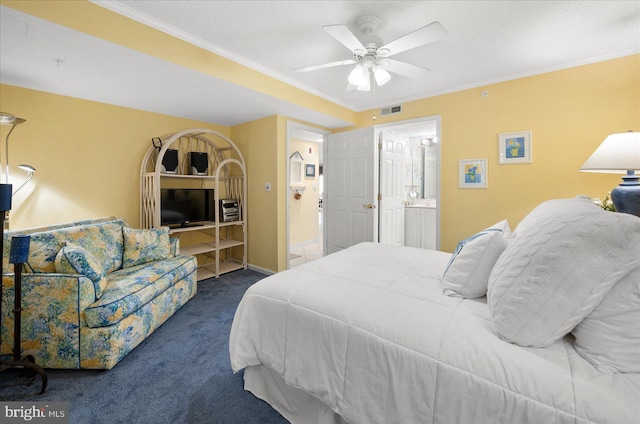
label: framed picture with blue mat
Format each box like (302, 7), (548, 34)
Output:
(498, 130), (532, 164)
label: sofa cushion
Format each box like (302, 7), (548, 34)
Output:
(26, 219), (127, 274)
(488, 197), (640, 347)
(572, 265), (640, 373)
(55, 243), (108, 298)
(441, 220), (511, 299)
(83, 255), (196, 328)
(122, 227), (171, 268)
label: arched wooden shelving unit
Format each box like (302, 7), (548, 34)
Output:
(140, 128), (247, 279)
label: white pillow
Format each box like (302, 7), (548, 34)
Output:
(488, 197), (640, 347)
(441, 220), (511, 298)
(572, 265), (640, 373)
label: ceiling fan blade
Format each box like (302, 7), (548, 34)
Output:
(322, 24), (367, 54)
(294, 59), (357, 73)
(384, 59), (431, 80)
(378, 21), (447, 57)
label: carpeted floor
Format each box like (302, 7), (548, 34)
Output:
(0, 269), (290, 424)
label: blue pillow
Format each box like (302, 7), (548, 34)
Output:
(55, 242), (108, 298)
(441, 220), (511, 298)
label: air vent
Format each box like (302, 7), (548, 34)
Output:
(380, 105), (403, 116)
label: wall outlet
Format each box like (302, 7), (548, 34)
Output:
(264, 182), (272, 192)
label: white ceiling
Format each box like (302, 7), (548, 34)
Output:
(1, 1), (639, 130)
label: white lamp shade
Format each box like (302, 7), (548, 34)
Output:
(580, 132), (640, 174)
(348, 65), (366, 86)
(374, 67), (391, 86)
(356, 69), (371, 91)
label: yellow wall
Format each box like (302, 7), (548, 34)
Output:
(0, 84), (228, 230)
(289, 138), (320, 245)
(343, 54), (640, 252)
(230, 116), (282, 272)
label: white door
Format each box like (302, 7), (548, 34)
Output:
(379, 131), (406, 246)
(325, 127), (377, 254)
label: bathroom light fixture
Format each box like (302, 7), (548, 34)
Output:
(580, 131), (640, 216)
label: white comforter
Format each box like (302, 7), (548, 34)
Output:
(229, 242), (640, 424)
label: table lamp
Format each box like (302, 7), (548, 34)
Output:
(580, 131), (640, 217)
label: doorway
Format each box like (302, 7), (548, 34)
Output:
(286, 116), (440, 268)
(322, 116), (441, 255)
(286, 122), (329, 269)
(377, 117), (440, 250)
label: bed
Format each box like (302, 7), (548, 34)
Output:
(229, 197), (640, 424)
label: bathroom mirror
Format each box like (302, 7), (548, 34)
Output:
(407, 138), (437, 200)
(290, 151), (304, 185)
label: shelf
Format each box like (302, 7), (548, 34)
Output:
(143, 172), (231, 181)
(167, 221), (243, 234)
(180, 242), (216, 256)
(141, 128), (247, 280)
(168, 222), (217, 233)
(179, 238), (244, 256)
(218, 238), (244, 249)
(219, 260), (245, 275)
(196, 265), (216, 281)
(196, 260), (245, 280)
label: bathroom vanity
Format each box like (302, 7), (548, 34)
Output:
(404, 203), (436, 250)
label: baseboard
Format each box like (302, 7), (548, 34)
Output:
(248, 264), (275, 276)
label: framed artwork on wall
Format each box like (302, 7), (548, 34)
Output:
(498, 130), (532, 164)
(459, 158), (488, 189)
(305, 164), (316, 178)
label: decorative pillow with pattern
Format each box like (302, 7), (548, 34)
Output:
(122, 227), (171, 268)
(572, 265), (640, 373)
(55, 242), (108, 298)
(487, 197), (640, 347)
(441, 220), (511, 298)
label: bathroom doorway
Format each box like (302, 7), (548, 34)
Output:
(286, 122), (328, 269)
(322, 116), (440, 254)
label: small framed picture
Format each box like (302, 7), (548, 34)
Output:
(305, 164), (316, 178)
(459, 159), (488, 189)
(498, 130), (532, 164)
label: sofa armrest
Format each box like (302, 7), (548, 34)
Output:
(1, 273), (96, 368)
(170, 236), (180, 256)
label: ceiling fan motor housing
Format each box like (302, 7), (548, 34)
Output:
(355, 14), (380, 34)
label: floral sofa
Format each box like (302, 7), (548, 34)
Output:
(1, 217), (197, 369)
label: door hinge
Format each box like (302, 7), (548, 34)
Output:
(378, 143), (382, 150)
(378, 193), (382, 201)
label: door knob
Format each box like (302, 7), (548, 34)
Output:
(363, 203), (375, 209)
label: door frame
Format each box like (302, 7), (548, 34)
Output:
(374, 115), (442, 249)
(286, 121), (330, 269)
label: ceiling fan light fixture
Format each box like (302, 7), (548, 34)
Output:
(356, 69), (371, 91)
(348, 65), (366, 86)
(374, 66), (391, 86)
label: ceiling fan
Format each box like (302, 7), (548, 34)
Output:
(295, 15), (447, 91)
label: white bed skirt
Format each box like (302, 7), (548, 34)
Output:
(244, 365), (349, 424)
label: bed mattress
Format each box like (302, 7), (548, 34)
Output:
(229, 242), (639, 424)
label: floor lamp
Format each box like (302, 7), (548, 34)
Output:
(0, 113), (47, 394)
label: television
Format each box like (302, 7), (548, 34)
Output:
(160, 188), (215, 227)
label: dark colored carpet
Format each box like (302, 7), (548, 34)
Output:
(0, 269), (289, 424)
